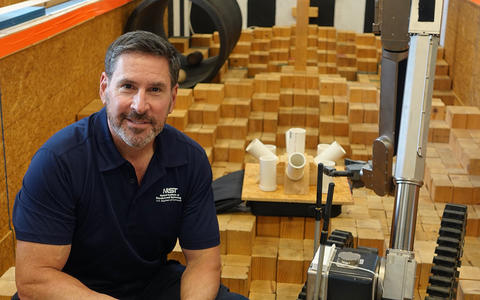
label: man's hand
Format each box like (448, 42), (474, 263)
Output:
(181, 246), (221, 300)
(15, 240), (116, 300)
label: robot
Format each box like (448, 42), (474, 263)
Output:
(303, 0), (468, 299)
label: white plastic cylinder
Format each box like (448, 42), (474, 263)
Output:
(264, 144), (277, 155)
(259, 155), (278, 191)
(286, 152), (306, 181)
(315, 141), (346, 162)
(246, 138), (277, 160)
(285, 128), (306, 155)
(317, 143), (330, 156)
(315, 159), (335, 192)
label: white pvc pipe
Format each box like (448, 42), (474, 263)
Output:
(286, 128), (306, 155)
(259, 155), (278, 191)
(264, 144), (277, 155)
(317, 143), (330, 156)
(246, 138), (277, 160)
(315, 141), (346, 162)
(314, 159), (335, 192)
(286, 152), (306, 181)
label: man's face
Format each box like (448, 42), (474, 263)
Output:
(99, 52), (177, 149)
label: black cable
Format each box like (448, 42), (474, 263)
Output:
(0, 86), (15, 253)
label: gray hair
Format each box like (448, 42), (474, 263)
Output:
(104, 30), (180, 88)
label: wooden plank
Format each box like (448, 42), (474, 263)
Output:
(242, 163), (353, 204)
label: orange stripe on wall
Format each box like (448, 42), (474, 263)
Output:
(472, 0), (480, 5)
(0, 0), (133, 59)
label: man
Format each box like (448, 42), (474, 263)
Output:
(12, 31), (247, 300)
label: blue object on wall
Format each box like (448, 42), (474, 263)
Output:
(0, 6), (46, 30)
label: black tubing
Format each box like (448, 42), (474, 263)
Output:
(124, 0), (242, 88)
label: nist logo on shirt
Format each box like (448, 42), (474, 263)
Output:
(156, 187), (182, 203)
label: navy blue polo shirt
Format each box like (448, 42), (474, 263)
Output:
(13, 108), (220, 297)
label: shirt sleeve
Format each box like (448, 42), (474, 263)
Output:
(13, 149), (76, 245)
(178, 148), (220, 250)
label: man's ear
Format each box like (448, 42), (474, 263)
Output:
(168, 83), (178, 114)
(99, 72), (109, 105)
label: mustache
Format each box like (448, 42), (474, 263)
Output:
(123, 111), (154, 122)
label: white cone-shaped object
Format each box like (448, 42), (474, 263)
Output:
(315, 141), (346, 162)
(259, 155), (278, 191)
(285, 128), (306, 155)
(286, 152), (306, 181)
(246, 138), (277, 160)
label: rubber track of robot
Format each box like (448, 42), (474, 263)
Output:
(425, 204), (467, 300)
(296, 229), (354, 300)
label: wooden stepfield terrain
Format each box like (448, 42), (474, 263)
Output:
(69, 24), (480, 300)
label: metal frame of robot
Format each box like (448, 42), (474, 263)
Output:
(306, 0), (445, 299)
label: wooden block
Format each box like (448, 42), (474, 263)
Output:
(306, 108), (320, 128)
(235, 98), (251, 118)
(293, 89), (308, 107)
(264, 95), (280, 113)
(279, 217), (305, 239)
(263, 112), (278, 133)
(251, 240), (278, 281)
(248, 63), (268, 77)
(348, 85), (363, 103)
(363, 103), (379, 123)
(232, 41), (251, 54)
(249, 112), (264, 133)
(333, 115), (349, 137)
(451, 176), (473, 204)
(217, 214), (232, 254)
(304, 217), (317, 240)
(175, 88), (194, 109)
(167, 109), (188, 131)
(197, 125), (216, 147)
(229, 54), (249, 68)
(249, 280), (276, 295)
(434, 75), (452, 90)
(190, 33), (212, 47)
(349, 103), (364, 123)
(221, 265), (250, 297)
(457, 280), (480, 300)
(277, 247), (304, 283)
(203, 104), (220, 124)
(249, 293), (276, 300)
(431, 174), (453, 203)
(276, 283), (304, 298)
(221, 98), (236, 118)
(256, 216), (280, 237)
(229, 139), (246, 163)
(357, 228), (385, 255)
(291, 107), (306, 127)
(362, 86), (378, 103)
(446, 106), (468, 129)
(319, 96), (334, 116)
(459, 266), (480, 281)
(226, 215), (256, 255)
(467, 109), (480, 130)
(214, 139), (230, 162)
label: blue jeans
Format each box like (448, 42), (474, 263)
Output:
(129, 261), (248, 300)
(12, 261), (248, 300)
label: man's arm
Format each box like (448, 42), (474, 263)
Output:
(15, 240), (116, 300)
(181, 246), (221, 300)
